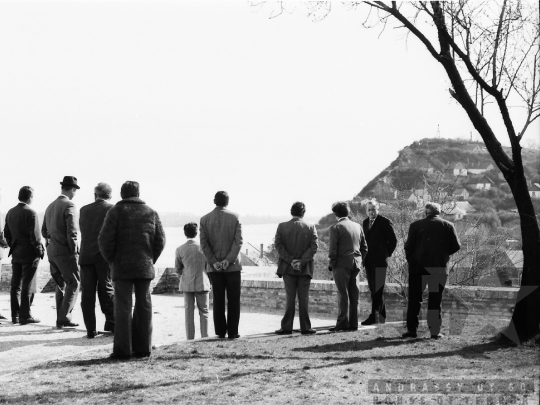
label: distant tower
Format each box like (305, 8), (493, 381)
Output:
(437, 124), (441, 138)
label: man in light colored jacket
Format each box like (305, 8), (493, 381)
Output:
(175, 222), (210, 340)
(200, 191), (242, 339)
(41, 176), (81, 328)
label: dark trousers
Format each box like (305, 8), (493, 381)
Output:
(333, 265), (360, 329)
(49, 254), (80, 324)
(113, 279), (152, 357)
(406, 272), (448, 335)
(208, 271), (241, 337)
(365, 265), (387, 319)
(80, 262), (115, 333)
(281, 274), (311, 332)
(11, 259), (39, 319)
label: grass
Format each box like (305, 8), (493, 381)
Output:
(0, 318), (537, 404)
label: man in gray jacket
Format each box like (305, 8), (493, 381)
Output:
(274, 202), (318, 335)
(42, 176), (81, 328)
(200, 191), (242, 339)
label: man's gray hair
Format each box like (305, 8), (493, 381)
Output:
(367, 199), (380, 209)
(425, 202), (441, 214)
(94, 182), (112, 200)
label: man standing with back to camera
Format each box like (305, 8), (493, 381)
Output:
(4, 186), (44, 325)
(42, 176), (81, 329)
(79, 182), (115, 338)
(403, 202), (461, 339)
(200, 191), (243, 339)
(361, 200), (397, 325)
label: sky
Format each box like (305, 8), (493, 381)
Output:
(0, 0), (538, 219)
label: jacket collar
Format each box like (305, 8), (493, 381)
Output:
(117, 197), (146, 205)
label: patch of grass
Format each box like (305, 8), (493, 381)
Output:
(0, 320), (537, 404)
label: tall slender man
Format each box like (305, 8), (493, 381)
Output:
(403, 202), (461, 339)
(328, 202), (368, 332)
(79, 182), (115, 338)
(99, 181), (165, 359)
(200, 191), (243, 339)
(361, 200), (397, 325)
(274, 202), (318, 336)
(42, 176), (81, 328)
(4, 186), (44, 324)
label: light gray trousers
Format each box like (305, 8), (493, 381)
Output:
(184, 291), (209, 340)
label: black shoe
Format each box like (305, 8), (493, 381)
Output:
(109, 353), (130, 360)
(431, 333), (444, 340)
(217, 335), (226, 339)
(87, 331), (100, 339)
(329, 326), (348, 332)
(402, 331), (418, 339)
(361, 315), (377, 326)
(275, 329), (292, 335)
(0, 314), (6, 320)
(57, 321), (79, 328)
(348, 327), (358, 331)
(133, 352), (151, 358)
(12, 317), (19, 324)
(20, 317), (41, 325)
(301, 329), (317, 335)
(228, 334), (240, 339)
(104, 323), (115, 333)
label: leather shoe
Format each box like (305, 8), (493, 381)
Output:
(431, 333), (444, 340)
(87, 331), (100, 339)
(361, 315), (377, 326)
(301, 329), (317, 335)
(109, 353), (130, 360)
(228, 334), (240, 339)
(402, 331), (418, 338)
(12, 317), (19, 324)
(275, 329), (292, 335)
(57, 321), (79, 328)
(328, 327), (348, 332)
(20, 317), (41, 325)
(104, 323), (115, 333)
(217, 335), (226, 339)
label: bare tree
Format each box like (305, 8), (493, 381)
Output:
(256, 0), (540, 342)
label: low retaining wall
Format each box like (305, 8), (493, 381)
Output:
(1, 263), (517, 323)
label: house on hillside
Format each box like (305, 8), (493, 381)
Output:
(468, 175), (494, 190)
(452, 188), (469, 201)
(467, 161), (494, 174)
(453, 162), (468, 176)
(463, 144), (486, 154)
(442, 201), (476, 220)
(529, 184), (540, 199)
(408, 188), (430, 208)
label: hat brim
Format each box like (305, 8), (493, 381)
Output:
(60, 182), (80, 189)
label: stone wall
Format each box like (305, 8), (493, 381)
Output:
(1, 264), (517, 322)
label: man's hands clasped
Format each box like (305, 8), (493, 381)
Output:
(291, 259), (302, 272)
(213, 260), (230, 271)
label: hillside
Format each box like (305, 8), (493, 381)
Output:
(316, 137), (540, 234)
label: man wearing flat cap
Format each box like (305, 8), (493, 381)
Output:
(42, 176), (81, 328)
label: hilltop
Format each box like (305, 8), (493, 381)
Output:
(317, 137), (540, 233)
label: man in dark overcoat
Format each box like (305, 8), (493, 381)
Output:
(4, 186), (44, 324)
(79, 182), (115, 338)
(274, 202), (318, 335)
(98, 181), (165, 359)
(361, 200), (397, 325)
(403, 202), (461, 339)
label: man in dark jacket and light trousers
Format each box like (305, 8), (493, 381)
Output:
(403, 202), (461, 339)
(200, 191), (243, 339)
(42, 176), (81, 328)
(274, 202), (318, 336)
(361, 200), (397, 325)
(99, 181), (165, 359)
(79, 182), (115, 338)
(328, 202), (368, 332)
(4, 186), (44, 324)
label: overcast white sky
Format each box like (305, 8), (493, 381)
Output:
(0, 1), (538, 219)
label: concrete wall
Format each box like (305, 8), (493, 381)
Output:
(1, 264), (517, 322)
